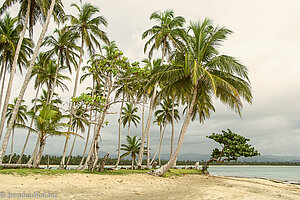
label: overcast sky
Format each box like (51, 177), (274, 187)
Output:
(3, 0), (300, 158)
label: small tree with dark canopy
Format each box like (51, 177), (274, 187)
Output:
(202, 129), (259, 174)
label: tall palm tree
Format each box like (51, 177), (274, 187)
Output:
(121, 103), (140, 137)
(59, 2), (109, 168)
(42, 27), (80, 101)
(150, 19), (252, 176)
(137, 10), (186, 168)
(5, 98), (28, 163)
(0, 13), (33, 131)
(0, 0), (64, 164)
(121, 135), (146, 169)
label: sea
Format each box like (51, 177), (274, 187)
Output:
(208, 166), (300, 183)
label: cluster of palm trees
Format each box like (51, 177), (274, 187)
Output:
(0, 0), (252, 176)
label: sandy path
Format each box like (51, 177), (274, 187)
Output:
(0, 174), (299, 199)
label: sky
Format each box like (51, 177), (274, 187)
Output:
(2, 0), (300, 159)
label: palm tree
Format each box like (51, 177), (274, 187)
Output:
(150, 19), (252, 176)
(42, 27), (80, 101)
(142, 9), (186, 61)
(5, 98), (28, 163)
(0, 0), (64, 164)
(137, 10), (186, 168)
(25, 90), (63, 165)
(30, 105), (79, 168)
(0, 13), (33, 136)
(121, 103), (140, 137)
(120, 135), (146, 169)
(59, 2), (109, 168)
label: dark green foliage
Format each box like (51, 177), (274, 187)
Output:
(202, 129), (259, 174)
(208, 129), (259, 161)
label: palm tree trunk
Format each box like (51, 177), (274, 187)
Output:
(115, 96), (125, 168)
(66, 126), (78, 168)
(77, 80), (96, 170)
(59, 37), (84, 169)
(17, 86), (40, 164)
(27, 137), (39, 165)
(81, 111), (98, 170)
(0, 0), (31, 140)
(48, 54), (61, 102)
(137, 41), (166, 169)
(33, 139), (46, 168)
(158, 125), (167, 167)
(0, 61), (5, 104)
(170, 98), (175, 160)
(137, 83), (158, 168)
(142, 96), (145, 135)
(150, 125), (162, 165)
(149, 86), (198, 176)
(0, 0), (56, 164)
(84, 86), (111, 170)
(0, 58), (8, 113)
(131, 155), (134, 169)
(8, 129), (15, 164)
(127, 123), (130, 136)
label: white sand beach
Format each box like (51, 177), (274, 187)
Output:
(1, 174), (300, 199)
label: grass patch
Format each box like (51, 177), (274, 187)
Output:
(163, 169), (202, 177)
(0, 168), (201, 177)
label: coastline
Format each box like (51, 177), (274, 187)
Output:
(1, 173), (300, 199)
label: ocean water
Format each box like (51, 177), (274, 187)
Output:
(208, 166), (300, 183)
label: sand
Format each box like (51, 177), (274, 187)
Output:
(1, 174), (300, 200)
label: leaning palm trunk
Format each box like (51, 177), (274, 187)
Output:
(158, 125), (167, 167)
(17, 86), (40, 164)
(84, 81), (112, 171)
(33, 140), (46, 168)
(150, 125), (162, 165)
(59, 38), (84, 169)
(0, 0), (56, 164)
(88, 105), (109, 171)
(0, 0), (31, 140)
(8, 129), (15, 164)
(48, 54), (61, 102)
(137, 83), (158, 168)
(77, 109), (97, 170)
(149, 86), (198, 176)
(115, 97), (125, 168)
(0, 65), (8, 113)
(170, 98), (175, 160)
(137, 44), (165, 168)
(27, 137), (39, 165)
(66, 127), (78, 168)
(0, 62), (5, 107)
